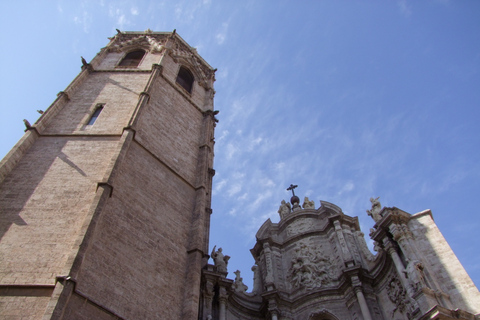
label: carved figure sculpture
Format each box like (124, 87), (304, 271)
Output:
(288, 242), (335, 290)
(233, 270), (248, 293)
(387, 276), (407, 317)
(366, 197), (382, 222)
(404, 259), (426, 291)
(373, 241), (382, 253)
(211, 246), (230, 273)
(302, 197), (315, 209)
(278, 200), (291, 219)
(251, 265), (261, 295)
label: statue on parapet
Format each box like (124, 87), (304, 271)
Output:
(211, 246), (230, 273)
(278, 200), (291, 219)
(367, 196), (382, 222)
(233, 270), (248, 293)
(302, 197), (315, 209)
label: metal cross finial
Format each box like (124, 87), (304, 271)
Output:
(287, 184), (298, 196)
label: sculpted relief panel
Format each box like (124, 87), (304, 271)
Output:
(286, 218), (314, 237)
(386, 275), (418, 319)
(287, 241), (336, 291)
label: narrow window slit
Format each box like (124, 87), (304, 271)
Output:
(87, 105), (104, 125)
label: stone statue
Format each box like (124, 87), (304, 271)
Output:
(278, 200), (291, 219)
(302, 197), (315, 209)
(251, 265), (261, 295)
(404, 259), (426, 291)
(366, 197), (382, 222)
(233, 270), (248, 293)
(373, 241), (382, 253)
(211, 246), (230, 273)
(23, 119), (32, 130)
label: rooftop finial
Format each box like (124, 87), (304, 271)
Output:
(287, 184), (300, 209)
(287, 184), (298, 196)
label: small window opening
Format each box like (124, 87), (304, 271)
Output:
(87, 105), (103, 125)
(118, 49), (146, 67)
(176, 66), (194, 93)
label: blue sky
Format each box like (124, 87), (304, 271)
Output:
(1, 1), (479, 290)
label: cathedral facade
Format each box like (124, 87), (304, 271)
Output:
(204, 194), (480, 320)
(0, 30), (479, 319)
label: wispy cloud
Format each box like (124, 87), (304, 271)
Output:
(397, 0), (412, 17)
(73, 11), (92, 33)
(108, 5), (134, 30)
(216, 22), (229, 45)
(227, 183), (242, 197)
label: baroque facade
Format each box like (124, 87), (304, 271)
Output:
(0, 30), (479, 319)
(204, 194), (480, 319)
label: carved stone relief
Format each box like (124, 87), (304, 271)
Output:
(287, 219), (313, 237)
(169, 37), (214, 85)
(287, 241), (336, 290)
(109, 34), (167, 53)
(273, 250), (285, 290)
(355, 230), (376, 262)
(386, 275), (418, 319)
(333, 221), (353, 263)
(263, 243), (275, 285)
(345, 231), (362, 265)
(386, 276), (408, 317)
(329, 234), (343, 269)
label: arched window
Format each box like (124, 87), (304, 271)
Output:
(118, 49), (146, 67)
(176, 66), (194, 93)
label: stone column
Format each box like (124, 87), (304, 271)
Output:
(389, 222), (418, 262)
(203, 280), (215, 320)
(351, 276), (373, 320)
(333, 220), (354, 267)
(268, 298), (278, 320)
(383, 238), (409, 290)
(263, 243), (275, 289)
(219, 286), (227, 320)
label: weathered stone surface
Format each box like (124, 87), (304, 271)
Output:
(0, 31), (216, 319)
(205, 199), (480, 320)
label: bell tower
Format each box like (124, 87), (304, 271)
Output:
(0, 30), (217, 319)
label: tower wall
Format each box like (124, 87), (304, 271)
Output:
(63, 141), (198, 319)
(0, 31), (216, 319)
(409, 212), (480, 313)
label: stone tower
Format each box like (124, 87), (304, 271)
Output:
(203, 194), (480, 319)
(0, 30), (217, 319)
